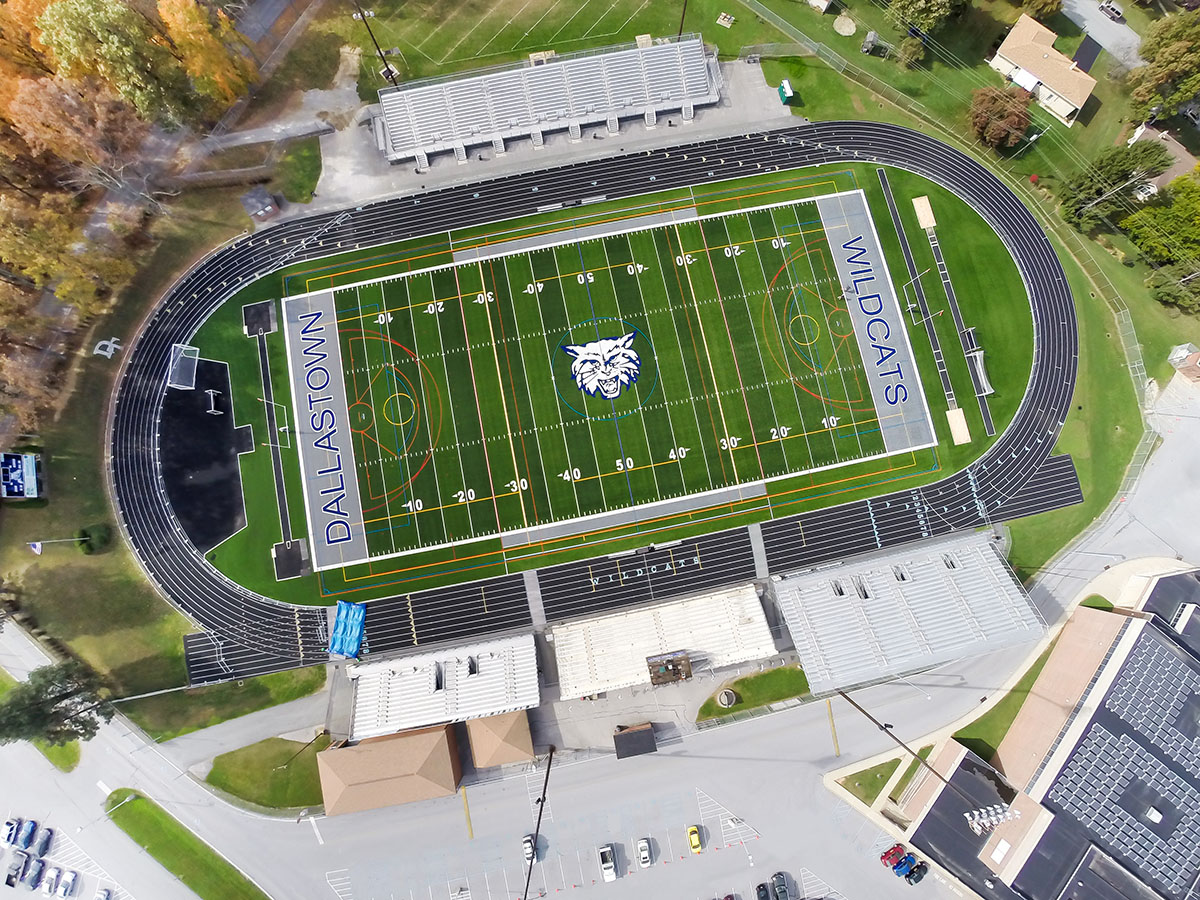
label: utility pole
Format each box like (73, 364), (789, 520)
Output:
(677, 0), (690, 39)
(522, 745), (555, 900)
(351, 0), (399, 88)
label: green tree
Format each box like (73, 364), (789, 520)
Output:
(897, 36), (927, 69)
(1023, 0), (1062, 20)
(969, 86), (1032, 149)
(1146, 264), (1200, 312)
(1060, 141), (1173, 230)
(1126, 10), (1200, 119)
(0, 661), (113, 746)
(37, 0), (194, 127)
(157, 0), (255, 107)
(1122, 170), (1200, 265)
(888, 0), (965, 33)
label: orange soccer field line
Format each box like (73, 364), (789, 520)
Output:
(332, 446), (934, 590)
(304, 178), (845, 291)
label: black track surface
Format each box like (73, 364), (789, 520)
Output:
(108, 123), (1079, 684)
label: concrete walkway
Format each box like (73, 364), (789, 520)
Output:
(160, 687), (329, 776)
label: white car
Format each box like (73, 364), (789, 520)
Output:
(56, 871), (78, 898)
(522, 834), (535, 864)
(40, 866), (60, 896)
(597, 844), (616, 883)
(637, 838), (652, 868)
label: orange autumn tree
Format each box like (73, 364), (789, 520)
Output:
(157, 0), (255, 108)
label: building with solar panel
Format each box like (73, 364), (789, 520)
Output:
(895, 604), (1200, 900)
(373, 34), (721, 169)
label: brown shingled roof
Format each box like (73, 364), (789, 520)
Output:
(466, 710), (535, 768)
(317, 724), (461, 816)
(996, 14), (1097, 108)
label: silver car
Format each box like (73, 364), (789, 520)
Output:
(637, 838), (651, 868)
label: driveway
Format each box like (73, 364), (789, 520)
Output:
(1061, 0), (1144, 67)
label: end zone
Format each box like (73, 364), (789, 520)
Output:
(281, 291), (369, 571)
(815, 190), (936, 455)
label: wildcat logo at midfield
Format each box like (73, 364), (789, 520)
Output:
(562, 333), (641, 400)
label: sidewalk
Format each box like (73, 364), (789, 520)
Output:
(159, 686), (329, 775)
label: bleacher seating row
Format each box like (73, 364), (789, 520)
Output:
(379, 38), (719, 162)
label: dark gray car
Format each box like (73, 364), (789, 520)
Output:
(33, 827), (54, 859)
(771, 871), (789, 900)
(16, 821), (37, 851)
(24, 857), (44, 891)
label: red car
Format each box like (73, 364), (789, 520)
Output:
(881, 844), (907, 867)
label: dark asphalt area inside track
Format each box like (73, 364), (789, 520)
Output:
(107, 123), (1081, 684)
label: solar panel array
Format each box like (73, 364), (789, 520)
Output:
(773, 532), (1043, 694)
(1048, 723), (1200, 897)
(1105, 635), (1200, 779)
(378, 38), (719, 162)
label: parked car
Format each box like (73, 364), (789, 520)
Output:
(906, 862), (929, 885)
(56, 870), (78, 898)
(893, 854), (918, 878)
(17, 822), (37, 851)
(33, 828), (54, 859)
(4, 819), (21, 845)
(522, 834), (535, 864)
(687, 825), (702, 854)
(756, 885), (771, 900)
(93, 890), (111, 900)
(40, 867), (60, 896)
(597, 844), (616, 883)
(5, 850), (29, 887)
(771, 871), (789, 900)
(1099, 0), (1124, 19)
(24, 857), (45, 891)
(636, 838), (651, 868)
(881, 843), (906, 867)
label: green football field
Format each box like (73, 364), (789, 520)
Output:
(309, 195), (918, 562)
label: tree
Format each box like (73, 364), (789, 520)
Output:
(0, 661), (112, 746)
(897, 36), (927, 69)
(0, 349), (56, 432)
(37, 0), (194, 127)
(158, 0), (255, 107)
(1126, 10), (1200, 119)
(0, 0), (56, 79)
(9, 76), (151, 195)
(1146, 264), (1200, 312)
(1023, 0), (1062, 19)
(0, 192), (135, 315)
(1060, 141), (1173, 230)
(1122, 169), (1200, 264)
(887, 0), (965, 34)
(969, 86), (1032, 149)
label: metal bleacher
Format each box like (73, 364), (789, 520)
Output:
(377, 36), (720, 164)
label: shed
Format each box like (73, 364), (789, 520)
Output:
(240, 185), (279, 222)
(613, 723), (658, 759)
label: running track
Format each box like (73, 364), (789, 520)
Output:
(107, 123), (1080, 683)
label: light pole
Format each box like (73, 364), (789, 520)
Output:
(522, 745), (555, 900)
(351, 0), (398, 88)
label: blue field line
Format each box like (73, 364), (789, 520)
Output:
(767, 448), (941, 513)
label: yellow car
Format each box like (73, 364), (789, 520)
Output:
(687, 825), (702, 854)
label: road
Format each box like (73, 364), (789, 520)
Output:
(1061, 0), (1143, 67)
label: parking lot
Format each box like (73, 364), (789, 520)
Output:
(3, 810), (130, 899)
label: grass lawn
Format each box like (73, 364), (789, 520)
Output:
(105, 789), (269, 900)
(839, 757), (901, 805)
(206, 734), (330, 809)
(954, 642), (1054, 763)
(120, 665), (326, 742)
(241, 0), (791, 117)
(0, 670), (80, 772)
(1081, 594), (1114, 610)
(1006, 233), (1143, 581)
(698, 666), (810, 719)
(888, 744), (933, 804)
(271, 137), (322, 204)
